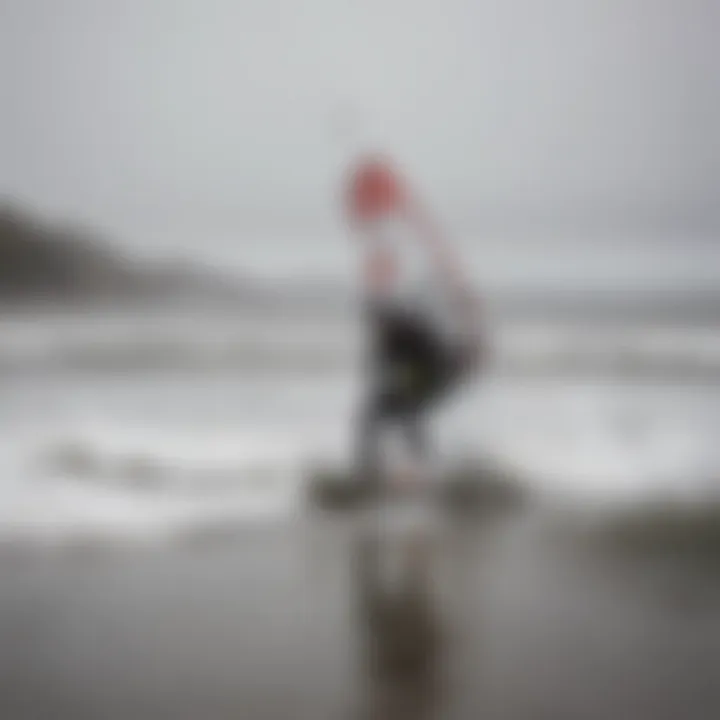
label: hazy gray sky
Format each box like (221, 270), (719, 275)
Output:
(1, 0), (718, 235)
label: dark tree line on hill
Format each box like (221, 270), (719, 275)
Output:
(0, 202), (261, 307)
(0, 203), (141, 302)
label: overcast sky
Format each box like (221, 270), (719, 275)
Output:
(1, 0), (718, 238)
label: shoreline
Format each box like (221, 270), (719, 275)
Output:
(1, 510), (718, 720)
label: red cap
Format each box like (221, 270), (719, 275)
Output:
(347, 155), (406, 223)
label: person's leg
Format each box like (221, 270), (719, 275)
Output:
(355, 382), (405, 494)
(355, 307), (463, 495)
(403, 411), (427, 461)
(391, 407), (434, 498)
(355, 389), (383, 493)
(395, 330), (470, 494)
(420, 336), (470, 413)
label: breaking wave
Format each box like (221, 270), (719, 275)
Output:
(0, 426), (337, 548)
(0, 318), (719, 377)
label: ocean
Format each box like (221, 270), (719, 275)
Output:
(1, 234), (719, 720)
(1, 296), (718, 546)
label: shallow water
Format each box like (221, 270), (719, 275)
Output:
(0, 512), (718, 720)
(1, 326), (720, 545)
(1, 304), (719, 718)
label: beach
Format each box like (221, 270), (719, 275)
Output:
(0, 301), (719, 719)
(3, 0), (719, 714)
(1, 508), (719, 720)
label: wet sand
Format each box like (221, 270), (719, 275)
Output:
(0, 510), (719, 720)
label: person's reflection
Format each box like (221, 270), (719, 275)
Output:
(353, 528), (445, 720)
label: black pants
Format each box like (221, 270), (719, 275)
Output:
(356, 305), (466, 486)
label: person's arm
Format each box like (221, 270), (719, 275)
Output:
(405, 195), (487, 368)
(406, 200), (462, 284)
(351, 207), (397, 301)
(360, 242), (394, 298)
(404, 196), (477, 315)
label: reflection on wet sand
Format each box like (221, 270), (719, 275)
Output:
(353, 527), (446, 720)
(0, 512), (719, 720)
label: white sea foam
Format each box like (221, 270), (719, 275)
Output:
(1, 310), (719, 546)
(0, 312), (718, 375)
(0, 425), (330, 547)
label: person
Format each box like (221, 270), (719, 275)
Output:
(345, 152), (484, 498)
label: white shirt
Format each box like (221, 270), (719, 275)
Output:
(361, 216), (466, 346)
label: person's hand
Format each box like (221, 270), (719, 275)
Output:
(471, 329), (489, 374)
(453, 285), (480, 332)
(455, 289), (487, 374)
